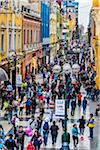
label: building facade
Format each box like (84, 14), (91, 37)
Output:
(41, 0), (50, 65)
(91, 0), (100, 89)
(50, 0), (57, 63)
(21, 4), (42, 79)
(0, 0), (23, 86)
(63, 0), (79, 41)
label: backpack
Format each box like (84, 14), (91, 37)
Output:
(4, 101), (9, 109)
(43, 122), (49, 131)
(6, 139), (15, 148)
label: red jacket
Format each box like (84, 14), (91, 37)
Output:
(78, 93), (82, 101)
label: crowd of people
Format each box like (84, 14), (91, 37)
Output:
(0, 39), (100, 150)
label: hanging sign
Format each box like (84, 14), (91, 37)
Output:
(16, 74), (22, 87)
(55, 99), (65, 118)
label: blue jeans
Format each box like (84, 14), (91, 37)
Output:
(90, 128), (93, 138)
(83, 107), (86, 114)
(43, 132), (49, 145)
(80, 128), (84, 135)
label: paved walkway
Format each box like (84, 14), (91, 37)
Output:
(0, 74), (100, 149)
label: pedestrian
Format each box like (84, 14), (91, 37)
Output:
(18, 87), (21, 99)
(0, 139), (6, 149)
(31, 98), (37, 115)
(28, 116), (37, 130)
(77, 92), (82, 107)
(31, 129), (42, 150)
(45, 90), (50, 106)
(61, 132), (70, 150)
(20, 89), (25, 102)
(79, 116), (86, 138)
(72, 124), (79, 148)
(43, 72), (46, 82)
(0, 125), (5, 143)
(26, 97), (32, 115)
(7, 105), (13, 124)
(43, 120), (49, 146)
(82, 97), (87, 114)
(15, 126), (25, 150)
(95, 104), (100, 116)
(19, 102), (24, 116)
(12, 114), (19, 134)
(50, 121), (59, 145)
(5, 134), (16, 150)
(87, 114), (95, 139)
(71, 100), (76, 116)
(37, 116), (43, 134)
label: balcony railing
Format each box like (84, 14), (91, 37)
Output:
(23, 42), (42, 52)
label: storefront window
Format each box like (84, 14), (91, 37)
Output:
(9, 33), (12, 50)
(1, 31), (4, 51)
(18, 32), (20, 49)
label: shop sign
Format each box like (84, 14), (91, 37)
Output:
(16, 74), (22, 87)
(55, 99), (65, 118)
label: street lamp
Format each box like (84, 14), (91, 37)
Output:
(52, 63), (72, 146)
(52, 64), (61, 74)
(72, 63), (80, 73)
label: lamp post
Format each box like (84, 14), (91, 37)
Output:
(53, 63), (72, 146)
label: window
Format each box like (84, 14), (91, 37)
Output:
(24, 29), (26, 44)
(36, 31), (38, 42)
(9, 33), (12, 50)
(1, 32), (4, 51)
(31, 30), (32, 43)
(27, 30), (29, 44)
(18, 32), (20, 49)
(14, 34), (16, 50)
(34, 30), (36, 42)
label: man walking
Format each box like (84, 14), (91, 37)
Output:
(71, 100), (76, 116)
(87, 114), (95, 139)
(5, 134), (16, 150)
(15, 126), (25, 150)
(50, 121), (59, 145)
(82, 97), (87, 114)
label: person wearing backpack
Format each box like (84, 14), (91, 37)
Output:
(43, 121), (49, 146)
(31, 130), (42, 150)
(5, 134), (16, 150)
(26, 98), (32, 115)
(15, 126), (25, 150)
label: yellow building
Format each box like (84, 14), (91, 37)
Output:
(66, 13), (76, 41)
(91, 0), (100, 89)
(50, 1), (57, 63)
(0, 0), (23, 82)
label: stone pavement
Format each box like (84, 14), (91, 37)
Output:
(0, 74), (100, 149)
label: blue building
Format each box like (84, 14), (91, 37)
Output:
(41, 0), (50, 64)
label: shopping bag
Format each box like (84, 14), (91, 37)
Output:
(24, 127), (33, 137)
(26, 142), (35, 150)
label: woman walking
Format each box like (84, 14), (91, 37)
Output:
(72, 124), (79, 148)
(31, 130), (42, 150)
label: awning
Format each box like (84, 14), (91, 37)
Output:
(0, 68), (8, 81)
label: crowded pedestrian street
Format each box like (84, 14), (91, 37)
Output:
(0, 0), (100, 150)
